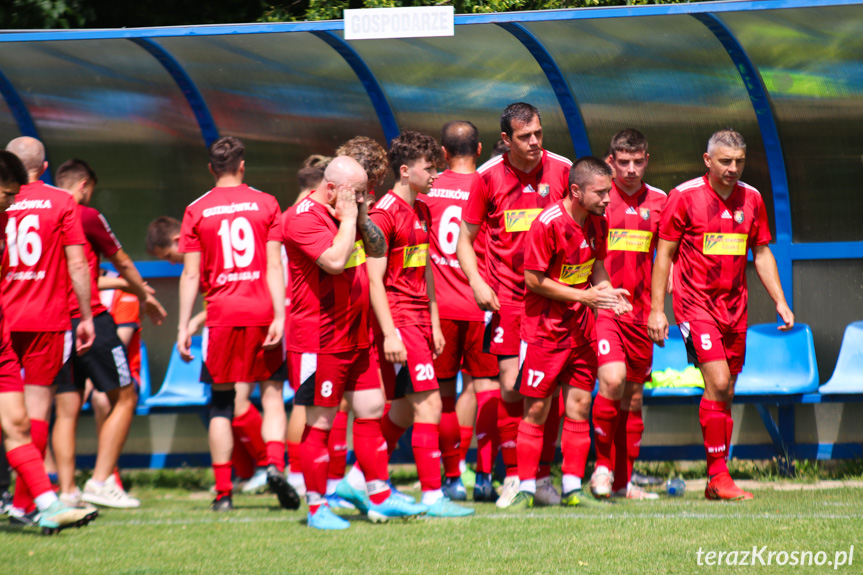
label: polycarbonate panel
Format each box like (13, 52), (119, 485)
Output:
(347, 24), (575, 165)
(158, 34), (387, 201)
(0, 88), (22, 146)
(529, 16), (774, 237)
(721, 7), (863, 243)
(0, 40), (212, 258)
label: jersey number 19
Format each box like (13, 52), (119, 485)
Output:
(217, 217), (254, 269)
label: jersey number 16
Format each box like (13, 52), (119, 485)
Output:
(5, 215), (42, 267)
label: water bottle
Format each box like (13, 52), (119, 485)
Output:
(666, 478), (685, 497)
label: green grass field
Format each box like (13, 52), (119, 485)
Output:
(2, 471), (861, 575)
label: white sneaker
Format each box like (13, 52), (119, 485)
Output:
(82, 475), (141, 509)
(534, 477), (561, 506)
(590, 466), (613, 498)
(495, 476), (520, 509)
(59, 488), (98, 511)
(614, 483), (659, 501)
(241, 468), (269, 494)
(287, 472), (306, 498)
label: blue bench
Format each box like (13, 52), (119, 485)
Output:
(816, 321), (863, 396)
(643, 326), (702, 399)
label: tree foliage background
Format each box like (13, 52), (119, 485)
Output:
(2, 0), (716, 28)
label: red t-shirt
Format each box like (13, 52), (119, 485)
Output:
(102, 284), (141, 383)
(521, 200), (607, 350)
(1, 181), (85, 331)
(179, 185), (282, 328)
(283, 197), (370, 353)
(659, 175), (772, 331)
(464, 150), (572, 307)
(369, 192), (432, 329)
(69, 205), (121, 319)
(598, 180), (667, 326)
(426, 170), (485, 322)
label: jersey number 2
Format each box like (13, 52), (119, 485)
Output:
(217, 217), (254, 269)
(5, 215), (42, 267)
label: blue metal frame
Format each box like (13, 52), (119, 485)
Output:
(497, 22), (592, 159)
(129, 38), (220, 147)
(692, 13), (794, 310)
(311, 31), (400, 144)
(0, 67), (54, 185)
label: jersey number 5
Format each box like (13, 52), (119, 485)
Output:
(217, 217), (255, 269)
(5, 215), (42, 267)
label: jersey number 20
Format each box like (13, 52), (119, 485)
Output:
(217, 217), (254, 269)
(5, 215), (42, 267)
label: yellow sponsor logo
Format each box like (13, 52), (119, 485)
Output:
(504, 208), (543, 233)
(345, 240), (366, 269)
(403, 243), (429, 268)
(703, 233), (747, 256)
(559, 258), (595, 285)
(608, 229), (652, 253)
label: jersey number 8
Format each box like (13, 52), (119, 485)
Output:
(5, 215), (42, 267)
(217, 217), (254, 269)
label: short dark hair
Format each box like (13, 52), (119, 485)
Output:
(146, 216), (181, 255)
(0, 150), (27, 187)
(209, 136), (245, 177)
(569, 156), (613, 190)
(609, 128), (648, 158)
(441, 121), (479, 158)
(297, 155), (331, 192)
(500, 102), (540, 138)
(336, 136), (388, 185)
(56, 158), (98, 189)
(387, 131), (443, 178)
(491, 139), (510, 159)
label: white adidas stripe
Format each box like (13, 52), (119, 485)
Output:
(376, 195), (397, 211)
(645, 183), (667, 196)
(544, 150), (573, 166)
(187, 190), (213, 207)
(539, 206), (562, 224)
(477, 155), (504, 173)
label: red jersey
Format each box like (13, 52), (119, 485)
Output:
(659, 175), (772, 331)
(179, 185), (282, 328)
(283, 197), (370, 353)
(599, 180), (667, 326)
(69, 205), (121, 319)
(369, 192), (432, 329)
(101, 280), (142, 383)
(1, 181), (85, 331)
(521, 200), (607, 350)
(426, 170), (484, 322)
(464, 150), (571, 306)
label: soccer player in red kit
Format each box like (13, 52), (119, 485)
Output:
(649, 130), (794, 501)
(178, 136), (297, 512)
(368, 131), (473, 517)
(458, 102), (572, 508)
(510, 157), (631, 510)
(590, 129), (667, 501)
(0, 149), (97, 533)
(1, 138), (96, 522)
(425, 121), (500, 502)
(286, 156), (426, 529)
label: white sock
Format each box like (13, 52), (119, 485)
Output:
(562, 474), (582, 493)
(326, 479), (339, 496)
(520, 479), (537, 494)
(287, 472), (304, 485)
(594, 465), (611, 476)
(421, 489), (444, 505)
(346, 465), (366, 490)
(34, 491), (59, 511)
(459, 460), (467, 474)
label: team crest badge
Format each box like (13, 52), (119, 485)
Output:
(734, 210), (744, 224)
(639, 207), (650, 221)
(538, 183), (550, 198)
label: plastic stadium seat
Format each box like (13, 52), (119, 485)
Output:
(248, 381), (295, 403)
(734, 323), (819, 396)
(644, 326), (702, 398)
(818, 321), (863, 394)
(135, 341), (152, 415)
(145, 336), (210, 408)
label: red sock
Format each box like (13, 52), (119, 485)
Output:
(232, 426), (256, 480)
(233, 405), (267, 467)
(612, 409), (630, 492)
(561, 418), (591, 480)
(700, 398), (728, 477)
(411, 422), (442, 492)
(381, 413), (407, 458)
(475, 389), (500, 474)
(724, 403), (734, 458)
(592, 394), (621, 471)
(499, 398), (523, 477)
(625, 410), (644, 487)
(516, 420), (543, 483)
(327, 410), (348, 480)
(353, 418), (392, 504)
(7, 443), (52, 503)
(112, 468), (124, 491)
(266, 441), (286, 473)
(12, 418), (48, 511)
(459, 426), (474, 464)
(212, 462), (233, 500)
(287, 441), (302, 474)
(539, 394), (560, 479)
(440, 397), (461, 479)
(300, 426), (330, 500)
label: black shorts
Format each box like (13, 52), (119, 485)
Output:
(55, 312), (133, 395)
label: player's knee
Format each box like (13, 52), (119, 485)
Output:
(413, 392), (442, 423)
(5, 411), (31, 443)
(210, 389), (237, 421)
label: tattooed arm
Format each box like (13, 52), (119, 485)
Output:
(358, 201), (387, 257)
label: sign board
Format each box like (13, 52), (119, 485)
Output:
(344, 7), (455, 41)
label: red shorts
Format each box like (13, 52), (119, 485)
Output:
(595, 317), (653, 385)
(377, 325), (438, 400)
(0, 328), (23, 394)
(485, 305), (521, 356)
(680, 320), (747, 375)
(289, 347), (380, 408)
(11, 331), (72, 386)
(435, 318), (500, 379)
(516, 340), (597, 397)
(201, 326), (286, 385)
